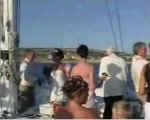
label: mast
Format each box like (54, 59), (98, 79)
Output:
(0, 0), (19, 117)
(104, 0), (118, 51)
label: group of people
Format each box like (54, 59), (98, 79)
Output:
(18, 42), (150, 119)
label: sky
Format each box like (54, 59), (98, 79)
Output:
(20, 0), (150, 53)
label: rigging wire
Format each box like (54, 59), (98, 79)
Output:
(114, 0), (124, 52)
(140, 0), (150, 42)
(140, 0), (150, 25)
(104, 0), (118, 51)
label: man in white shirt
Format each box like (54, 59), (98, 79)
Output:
(131, 42), (148, 94)
(99, 48), (128, 119)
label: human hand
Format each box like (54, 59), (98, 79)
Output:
(100, 72), (109, 81)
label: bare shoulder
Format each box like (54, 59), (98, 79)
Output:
(86, 108), (100, 118)
(74, 107), (99, 119)
(53, 105), (72, 119)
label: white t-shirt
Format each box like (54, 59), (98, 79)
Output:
(98, 54), (128, 97)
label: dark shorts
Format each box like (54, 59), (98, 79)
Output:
(18, 86), (35, 113)
(103, 95), (123, 119)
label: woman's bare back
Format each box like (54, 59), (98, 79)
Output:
(54, 104), (99, 119)
(71, 62), (95, 91)
(72, 106), (99, 119)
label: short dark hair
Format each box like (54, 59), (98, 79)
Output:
(24, 49), (35, 57)
(133, 42), (146, 55)
(52, 48), (64, 59)
(77, 44), (88, 58)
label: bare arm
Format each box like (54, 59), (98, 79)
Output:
(98, 58), (107, 87)
(88, 66), (95, 92)
(138, 65), (147, 105)
(138, 65), (147, 96)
